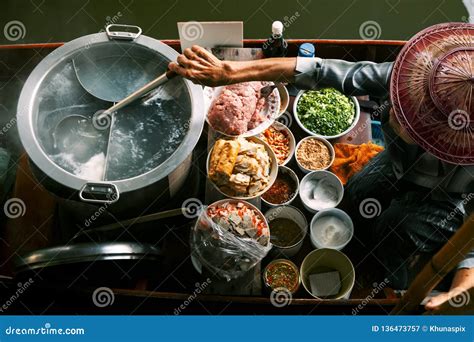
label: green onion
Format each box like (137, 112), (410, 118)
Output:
(297, 88), (355, 136)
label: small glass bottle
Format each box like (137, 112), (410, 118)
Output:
(262, 21), (288, 58)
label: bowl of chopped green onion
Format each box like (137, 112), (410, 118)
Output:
(293, 88), (360, 139)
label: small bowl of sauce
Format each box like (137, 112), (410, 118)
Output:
(265, 205), (308, 257)
(261, 165), (299, 207)
(263, 259), (300, 294)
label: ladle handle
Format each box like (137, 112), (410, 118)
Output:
(98, 70), (176, 119)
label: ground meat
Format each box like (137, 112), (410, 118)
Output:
(248, 95), (266, 130)
(208, 82), (267, 135)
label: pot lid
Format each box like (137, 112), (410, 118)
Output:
(15, 242), (161, 274)
(390, 22), (474, 165)
(17, 25), (205, 194)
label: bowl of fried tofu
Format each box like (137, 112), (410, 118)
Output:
(207, 136), (278, 200)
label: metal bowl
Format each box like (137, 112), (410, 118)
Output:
(299, 170), (344, 214)
(264, 205), (308, 257)
(206, 136), (278, 200)
(310, 208), (354, 250)
(259, 121), (296, 166)
(295, 136), (335, 174)
(300, 248), (355, 299)
(261, 165), (299, 208)
(293, 89), (360, 140)
(263, 258), (301, 294)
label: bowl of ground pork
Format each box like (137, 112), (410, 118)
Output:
(204, 81), (281, 137)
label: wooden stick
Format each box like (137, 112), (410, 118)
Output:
(391, 214), (474, 314)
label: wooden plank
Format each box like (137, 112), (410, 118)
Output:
(0, 39), (406, 51)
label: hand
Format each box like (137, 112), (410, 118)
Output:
(425, 268), (474, 311)
(424, 287), (468, 311)
(168, 45), (232, 87)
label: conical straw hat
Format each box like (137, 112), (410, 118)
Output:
(390, 23), (474, 165)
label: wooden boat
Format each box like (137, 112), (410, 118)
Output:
(0, 38), (471, 315)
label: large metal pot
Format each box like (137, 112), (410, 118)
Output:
(17, 25), (205, 216)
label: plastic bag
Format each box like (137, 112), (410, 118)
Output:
(190, 200), (272, 281)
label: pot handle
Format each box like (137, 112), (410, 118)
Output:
(79, 183), (120, 204)
(106, 24), (142, 41)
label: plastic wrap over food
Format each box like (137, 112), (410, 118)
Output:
(190, 200), (272, 281)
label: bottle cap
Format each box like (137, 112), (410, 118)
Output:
(272, 21), (283, 35)
(298, 43), (315, 57)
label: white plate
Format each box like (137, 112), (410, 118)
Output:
(204, 81), (281, 137)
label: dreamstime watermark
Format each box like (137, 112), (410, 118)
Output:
(182, 118), (192, 131)
(3, 198), (26, 219)
(282, 11), (301, 30)
(276, 111), (293, 128)
(349, 100), (390, 140)
(0, 117), (17, 136)
(359, 198), (382, 219)
(359, 20), (382, 40)
(352, 278), (389, 315)
(265, 205), (286, 222)
(448, 290), (471, 308)
(92, 110), (112, 131)
(5, 323), (85, 336)
(385, 0), (401, 14)
(83, 193), (118, 227)
(3, 20), (26, 41)
(270, 287), (293, 308)
(92, 287), (115, 308)
(174, 278), (212, 315)
(182, 198), (204, 219)
(440, 193), (473, 227)
(0, 278), (34, 313)
(208, 0), (223, 13)
(99, 11), (123, 32)
(181, 21), (204, 42)
(448, 109), (470, 131)
(84, 11), (123, 49)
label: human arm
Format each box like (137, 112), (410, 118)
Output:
(168, 45), (297, 86)
(168, 45), (393, 98)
